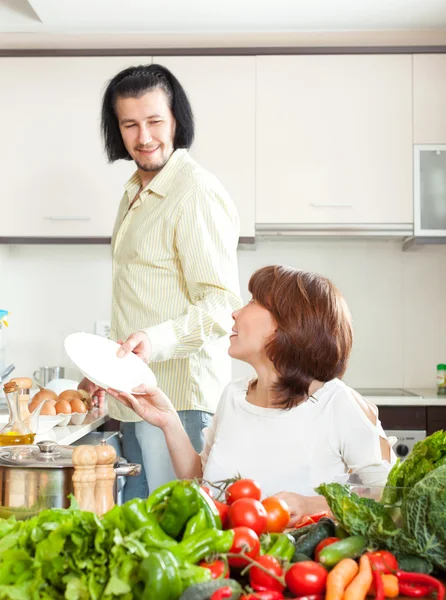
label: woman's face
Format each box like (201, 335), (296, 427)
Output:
(228, 299), (277, 364)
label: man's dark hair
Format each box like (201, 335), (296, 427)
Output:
(101, 63), (194, 162)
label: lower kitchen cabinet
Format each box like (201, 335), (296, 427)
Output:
(379, 405), (446, 436)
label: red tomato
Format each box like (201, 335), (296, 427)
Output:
(365, 550), (398, 574)
(314, 537), (341, 562)
(285, 561), (328, 596)
(198, 559), (228, 579)
(229, 498), (268, 536)
(249, 554), (285, 593)
(294, 515), (315, 529)
(200, 485), (214, 499)
(213, 500), (230, 529)
(261, 496), (291, 533)
(228, 526), (260, 568)
(226, 479), (262, 505)
(241, 591), (284, 599)
(307, 511), (329, 523)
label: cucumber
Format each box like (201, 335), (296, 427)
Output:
(179, 579), (242, 600)
(318, 535), (367, 567)
(292, 519), (335, 558)
(396, 554), (433, 574)
(291, 551), (312, 563)
(287, 523), (317, 540)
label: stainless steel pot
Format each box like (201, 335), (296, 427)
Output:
(0, 441), (141, 519)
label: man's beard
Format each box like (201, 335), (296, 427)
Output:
(135, 156), (169, 173)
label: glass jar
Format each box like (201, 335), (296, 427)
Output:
(0, 382), (35, 446)
(436, 364), (446, 396)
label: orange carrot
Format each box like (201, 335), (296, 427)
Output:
(367, 573), (399, 598)
(325, 558), (359, 600)
(343, 555), (373, 600)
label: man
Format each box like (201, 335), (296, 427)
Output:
(79, 64), (241, 500)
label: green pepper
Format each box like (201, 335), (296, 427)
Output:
(179, 563), (213, 589)
(122, 498), (153, 531)
(266, 533), (295, 562)
(197, 486), (222, 530)
(139, 516), (178, 551)
(159, 481), (200, 538)
(146, 481), (177, 512)
(183, 508), (208, 540)
(174, 528), (235, 564)
(139, 550), (182, 600)
(101, 504), (126, 534)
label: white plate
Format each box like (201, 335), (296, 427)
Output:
(64, 332), (157, 394)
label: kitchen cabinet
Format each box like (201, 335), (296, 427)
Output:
(413, 54), (446, 144)
(414, 144), (446, 237)
(0, 57), (144, 239)
(155, 56), (256, 240)
(255, 55), (413, 228)
(379, 405), (446, 436)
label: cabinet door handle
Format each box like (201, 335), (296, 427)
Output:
(44, 216), (91, 221)
(309, 203), (353, 208)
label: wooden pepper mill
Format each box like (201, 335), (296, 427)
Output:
(72, 445), (97, 512)
(9, 377), (33, 421)
(94, 439), (117, 517)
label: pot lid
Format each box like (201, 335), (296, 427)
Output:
(0, 441), (74, 469)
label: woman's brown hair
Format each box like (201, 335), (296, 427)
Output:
(248, 265), (353, 409)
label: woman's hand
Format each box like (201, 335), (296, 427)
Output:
(274, 492), (310, 526)
(107, 384), (177, 430)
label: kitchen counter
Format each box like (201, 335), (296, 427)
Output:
(361, 389), (446, 406)
(35, 406), (109, 446)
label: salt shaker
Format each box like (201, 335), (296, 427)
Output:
(72, 445), (97, 512)
(94, 439), (117, 517)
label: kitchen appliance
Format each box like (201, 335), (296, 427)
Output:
(33, 366), (65, 387)
(356, 388), (422, 398)
(0, 440), (141, 519)
(384, 429), (426, 461)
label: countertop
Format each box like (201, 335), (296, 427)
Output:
(34, 406), (109, 445)
(362, 389), (446, 406)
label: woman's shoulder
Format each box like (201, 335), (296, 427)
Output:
(221, 377), (251, 400)
(320, 379), (378, 425)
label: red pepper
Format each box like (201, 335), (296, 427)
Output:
(372, 569), (385, 600)
(241, 592), (284, 599)
(307, 511), (329, 523)
(211, 587), (233, 600)
(396, 571), (445, 600)
(398, 582), (433, 598)
(294, 516), (315, 529)
(288, 596), (324, 600)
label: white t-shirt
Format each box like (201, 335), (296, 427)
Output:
(201, 378), (396, 497)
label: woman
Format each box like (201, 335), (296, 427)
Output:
(108, 266), (395, 524)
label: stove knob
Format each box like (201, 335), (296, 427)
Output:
(396, 443), (409, 457)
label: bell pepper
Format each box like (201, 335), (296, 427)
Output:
(183, 508), (208, 539)
(146, 481), (177, 511)
(173, 528), (235, 564)
(266, 533), (295, 562)
(139, 549), (182, 600)
(101, 504), (126, 534)
(139, 517), (178, 551)
(159, 481), (200, 538)
(122, 498), (153, 531)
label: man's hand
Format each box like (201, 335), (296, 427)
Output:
(78, 377), (105, 409)
(117, 331), (152, 363)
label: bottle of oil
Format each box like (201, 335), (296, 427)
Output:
(0, 381), (35, 445)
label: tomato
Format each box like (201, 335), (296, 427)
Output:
(294, 515), (315, 529)
(200, 485), (214, 499)
(365, 550), (398, 574)
(228, 526), (260, 568)
(307, 511), (329, 523)
(226, 479), (262, 505)
(241, 591), (284, 599)
(285, 561), (328, 596)
(314, 537), (341, 562)
(198, 559), (228, 579)
(261, 496), (291, 533)
(249, 554), (285, 593)
(213, 499), (230, 529)
(229, 498), (268, 536)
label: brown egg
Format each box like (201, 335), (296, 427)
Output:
(40, 402), (57, 416)
(55, 399), (72, 414)
(58, 390), (82, 403)
(70, 398), (87, 414)
(32, 389), (59, 404)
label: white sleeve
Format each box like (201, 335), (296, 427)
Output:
(200, 381), (232, 471)
(329, 388), (394, 486)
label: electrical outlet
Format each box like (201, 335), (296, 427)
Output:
(95, 320), (111, 338)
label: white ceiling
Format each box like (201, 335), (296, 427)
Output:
(1, 0), (446, 34)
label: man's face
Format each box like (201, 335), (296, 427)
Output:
(115, 88), (176, 177)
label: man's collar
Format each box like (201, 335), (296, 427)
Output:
(125, 149), (188, 200)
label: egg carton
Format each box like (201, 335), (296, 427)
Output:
(56, 412), (88, 427)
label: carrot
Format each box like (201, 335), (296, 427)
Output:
(367, 573), (399, 598)
(343, 555), (373, 600)
(325, 558), (359, 600)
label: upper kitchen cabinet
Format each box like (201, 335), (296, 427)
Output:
(0, 57), (144, 239)
(156, 56), (256, 240)
(256, 55), (413, 229)
(413, 55), (446, 144)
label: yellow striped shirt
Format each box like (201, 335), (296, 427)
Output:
(109, 149), (242, 421)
